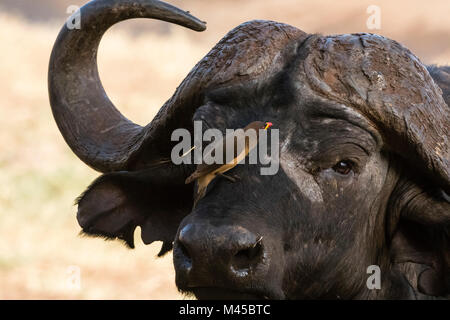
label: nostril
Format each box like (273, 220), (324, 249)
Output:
(175, 240), (192, 272)
(231, 237), (264, 274)
(178, 241), (191, 260)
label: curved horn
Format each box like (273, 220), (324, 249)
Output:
(48, 0), (206, 172)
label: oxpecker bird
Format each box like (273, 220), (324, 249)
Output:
(185, 121), (273, 207)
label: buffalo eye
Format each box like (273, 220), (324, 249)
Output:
(332, 160), (354, 175)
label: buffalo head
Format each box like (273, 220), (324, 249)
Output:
(49, 0), (450, 299)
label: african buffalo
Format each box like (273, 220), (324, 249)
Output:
(48, 0), (450, 299)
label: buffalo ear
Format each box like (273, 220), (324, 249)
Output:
(391, 221), (449, 297)
(390, 181), (450, 297)
(76, 168), (193, 255)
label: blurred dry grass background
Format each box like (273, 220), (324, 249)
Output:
(0, 0), (448, 299)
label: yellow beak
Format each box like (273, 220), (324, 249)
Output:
(264, 122), (273, 130)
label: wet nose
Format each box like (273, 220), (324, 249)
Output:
(173, 223), (265, 286)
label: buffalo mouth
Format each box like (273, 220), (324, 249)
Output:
(186, 287), (280, 300)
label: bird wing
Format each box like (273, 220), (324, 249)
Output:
(185, 129), (259, 184)
(185, 134), (228, 183)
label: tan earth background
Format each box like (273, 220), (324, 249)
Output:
(0, 0), (449, 299)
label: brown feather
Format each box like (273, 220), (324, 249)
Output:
(185, 121), (267, 205)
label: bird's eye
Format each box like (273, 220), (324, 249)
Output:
(332, 160), (354, 175)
